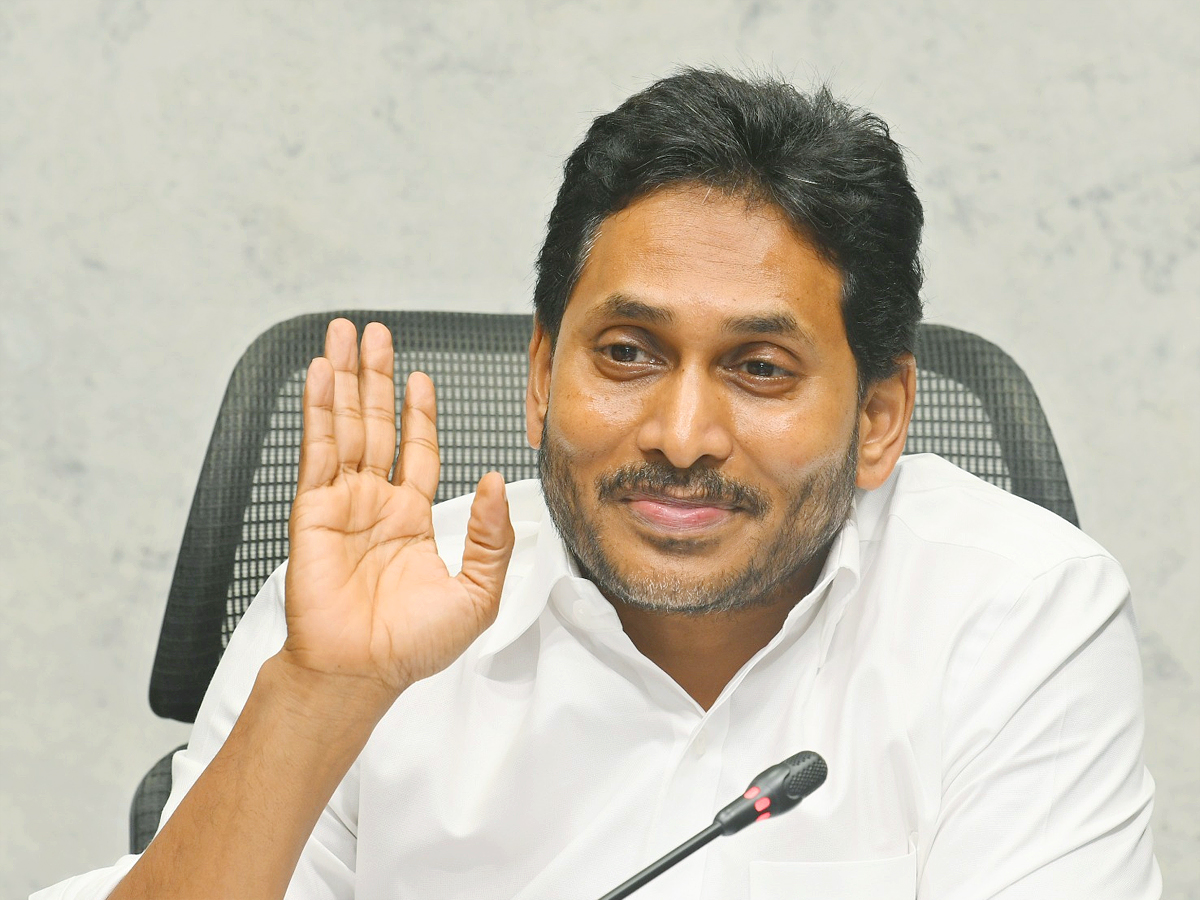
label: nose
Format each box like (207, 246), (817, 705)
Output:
(635, 366), (735, 469)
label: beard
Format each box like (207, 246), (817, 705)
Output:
(538, 419), (859, 616)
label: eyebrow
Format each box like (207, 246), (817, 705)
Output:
(724, 311), (801, 337)
(593, 294), (675, 326)
(724, 312), (820, 354)
(593, 293), (818, 348)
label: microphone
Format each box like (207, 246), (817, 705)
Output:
(595, 750), (827, 900)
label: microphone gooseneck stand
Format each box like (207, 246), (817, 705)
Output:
(595, 750), (828, 900)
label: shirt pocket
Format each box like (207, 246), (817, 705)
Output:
(748, 851), (917, 899)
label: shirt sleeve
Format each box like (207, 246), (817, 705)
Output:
(31, 561), (359, 900)
(921, 553), (1162, 899)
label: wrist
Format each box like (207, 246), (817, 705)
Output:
(261, 652), (403, 739)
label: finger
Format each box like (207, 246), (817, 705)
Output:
(455, 473), (515, 625)
(324, 318), (365, 474)
(393, 371), (440, 502)
(357, 322), (397, 479)
(297, 356), (338, 494)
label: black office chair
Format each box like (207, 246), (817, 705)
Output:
(130, 311), (1078, 852)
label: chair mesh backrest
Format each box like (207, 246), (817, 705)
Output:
(149, 313), (1077, 723)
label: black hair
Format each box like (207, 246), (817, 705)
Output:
(533, 68), (924, 388)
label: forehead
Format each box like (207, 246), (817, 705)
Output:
(567, 185), (846, 343)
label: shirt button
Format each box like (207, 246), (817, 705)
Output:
(693, 732), (708, 757)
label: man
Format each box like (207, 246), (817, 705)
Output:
(38, 69), (1159, 899)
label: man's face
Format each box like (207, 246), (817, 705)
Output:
(528, 184), (864, 615)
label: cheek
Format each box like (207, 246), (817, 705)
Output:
(547, 368), (643, 460)
(729, 396), (856, 478)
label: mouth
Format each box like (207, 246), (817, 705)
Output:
(622, 491), (740, 533)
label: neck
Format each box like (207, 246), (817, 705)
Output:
(607, 554), (827, 710)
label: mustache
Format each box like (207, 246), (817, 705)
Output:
(596, 463), (770, 518)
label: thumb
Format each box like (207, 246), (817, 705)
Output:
(455, 472), (516, 623)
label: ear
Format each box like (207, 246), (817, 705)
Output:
(856, 354), (916, 490)
(525, 319), (553, 449)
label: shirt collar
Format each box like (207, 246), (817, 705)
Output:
(813, 490), (864, 669)
(474, 482), (866, 665)
(474, 492), (571, 661)
(773, 492), (862, 648)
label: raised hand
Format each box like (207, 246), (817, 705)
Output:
(280, 318), (516, 705)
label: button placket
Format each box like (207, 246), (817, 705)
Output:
(625, 704), (732, 899)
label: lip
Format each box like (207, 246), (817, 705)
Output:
(623, 492), (738, 533)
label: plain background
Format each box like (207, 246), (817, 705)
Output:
(2, 0), (1197, 895)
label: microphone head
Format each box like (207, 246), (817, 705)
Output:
(781, 750), (828, 801)
(713, 750), (828, 835)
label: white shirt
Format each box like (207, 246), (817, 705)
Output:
(36, 454), (1161, 899)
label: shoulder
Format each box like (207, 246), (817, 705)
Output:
(857, 453), (1113, 580)
(847, 455), (1132, 689)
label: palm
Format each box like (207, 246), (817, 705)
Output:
(282, 320), (514, 698)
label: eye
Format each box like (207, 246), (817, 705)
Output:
(740, 359), (790, 379)
(604, 343), (650, 364)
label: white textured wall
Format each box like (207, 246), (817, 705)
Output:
(2, 0), (1197, 894)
